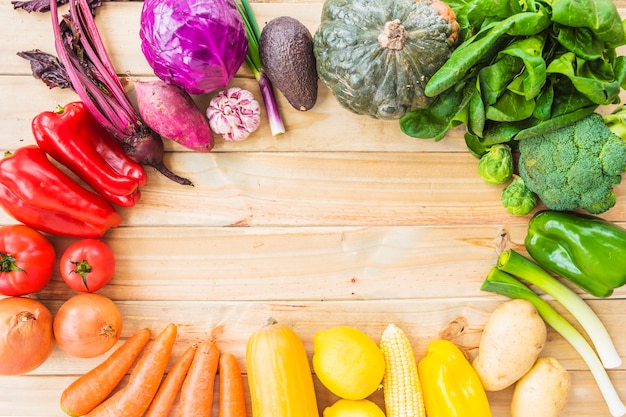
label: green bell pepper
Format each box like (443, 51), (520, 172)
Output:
(525, 210), (626, 298)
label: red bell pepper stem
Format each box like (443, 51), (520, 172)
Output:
(32, 102), (147, 207)
(0, 145), (121, 238)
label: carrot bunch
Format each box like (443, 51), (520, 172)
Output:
(59, 323), (247, 417)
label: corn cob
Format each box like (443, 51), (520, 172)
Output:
(379, 323), (426, 417)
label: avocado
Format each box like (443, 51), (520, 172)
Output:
(259, 16), (318, 111)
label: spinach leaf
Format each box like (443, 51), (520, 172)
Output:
(556, 25), (605, 60)
(399, 83), (475, 140)
(478, 55), (523, 105)
(468, 85), (486, 137)
(425, 12), (550, 97)
(513, 106), (597, 140)
(546, 52), (621, 104)
(466, 121), (522, 156)
(498, 35), (547, 100)
(532, 83), (554, 121)
(486, 91), (536, 121)
(551, 0), (625, 43)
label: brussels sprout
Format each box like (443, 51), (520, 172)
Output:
(501, 175), (538, 216)
(478, 144), (514, 185)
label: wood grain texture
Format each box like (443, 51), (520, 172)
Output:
(0, 0), (625, 416)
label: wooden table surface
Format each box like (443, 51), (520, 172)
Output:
(1, 0), (625, 416)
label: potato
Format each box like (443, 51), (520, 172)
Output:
(511, 356), (571, 417)
(472, 299), (547, 391)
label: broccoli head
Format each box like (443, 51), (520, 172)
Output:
(518, 113), (626, 214)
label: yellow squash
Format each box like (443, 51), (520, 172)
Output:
(246, 317), (319, 417)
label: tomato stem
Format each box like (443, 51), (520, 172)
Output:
(71, 259), (93, 291)
(0, 252), (24, 273)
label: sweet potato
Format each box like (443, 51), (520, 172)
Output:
(472, 299), (547, 391)
(135, 80), (214, 152)
(511, 357), (571, 417)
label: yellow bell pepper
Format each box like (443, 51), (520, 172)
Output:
(417, 339), (492, 417)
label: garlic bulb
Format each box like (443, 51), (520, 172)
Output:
(207, 87), (261, 141)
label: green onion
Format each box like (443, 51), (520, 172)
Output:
(482, 267), (626, 417)
(497, 249), (621, 369)
(235, 0), (285, 136)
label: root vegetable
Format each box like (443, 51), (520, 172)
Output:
(0, 297), (54, 376)
(472, 299), (547, 391)
(207, 87), (261, 141)
(144, 344), (197, 417)
(511, 357), (571, 417)
(135, 80), (214, 152)
(175, 340), (220, 417)
(482, 267), (626, 417)
(60, 328), (152, 416)
(218, 353), (247, 417)
(86, 323), (178, 417)
(54, 293), (123, 358)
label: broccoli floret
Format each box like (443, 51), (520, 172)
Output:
(518, 113), (626, 214)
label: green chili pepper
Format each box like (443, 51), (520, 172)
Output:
(525, 210), (626, 298)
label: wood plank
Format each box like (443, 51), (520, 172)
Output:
(1, 150), (626, 227)
(31, 224), (626, 303)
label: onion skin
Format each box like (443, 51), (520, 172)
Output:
(0, 297), (55, 376)
(53, 293), (122, 358)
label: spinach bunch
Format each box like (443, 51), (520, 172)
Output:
(400, 0), (626, 156)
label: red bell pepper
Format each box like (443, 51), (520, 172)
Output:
(0, 145), (121, 238)
(32, 101), (147, 207)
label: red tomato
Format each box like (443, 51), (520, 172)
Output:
(60, 239), (115, 292)
(0, 224), (56, 296)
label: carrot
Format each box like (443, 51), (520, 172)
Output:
(218, 353), (247, 417)
(60, 327), (152, 417)
(144, 344), (198, 417)
(86, 323), (178, 417)
(176, 340), (220, 417)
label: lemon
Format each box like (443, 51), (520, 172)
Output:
(323, 399), (386, 417)
(313, 325), (385, 400)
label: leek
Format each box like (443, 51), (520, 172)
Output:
(482, 268), (626, 417)
(497, 249), (621, 369)
(235, 0), (286, 136)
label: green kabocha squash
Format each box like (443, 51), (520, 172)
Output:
(313, 0), (460, 119)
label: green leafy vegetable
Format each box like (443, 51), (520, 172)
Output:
(401, 0), (626, 143)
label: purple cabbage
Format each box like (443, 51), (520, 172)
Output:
(140, 0), (249, 95)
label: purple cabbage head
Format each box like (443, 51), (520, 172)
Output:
(139, 0), (248, 95)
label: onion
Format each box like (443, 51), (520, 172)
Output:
(53, 293), (122, 358)
(0, 297), (55, 375)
